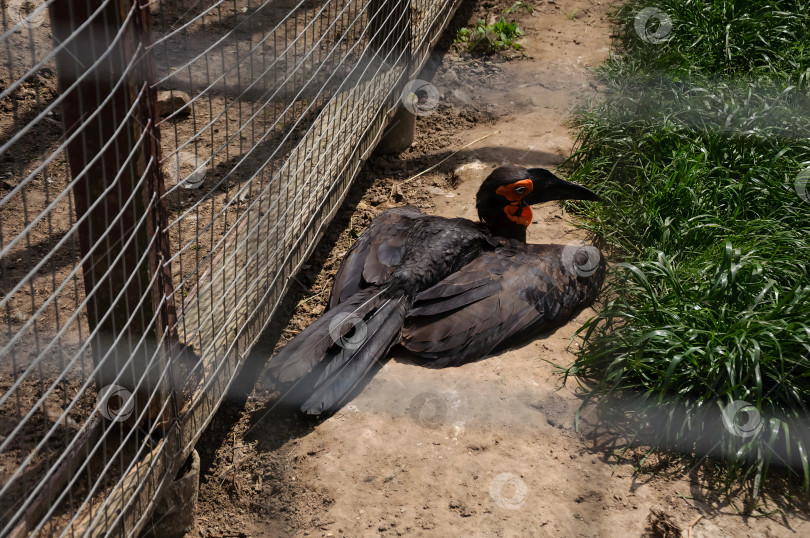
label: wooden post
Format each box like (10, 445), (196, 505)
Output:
(49, 0), (179, 424)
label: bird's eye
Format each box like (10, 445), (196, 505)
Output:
(513, 186), (527, 194)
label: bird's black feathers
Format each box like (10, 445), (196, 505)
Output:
(268, 165), (604, 414)
(329, 206), (423, 307)
(272, 288), (385, 382)
(402, 242), (605, 367)
(299, 296), (407, 414)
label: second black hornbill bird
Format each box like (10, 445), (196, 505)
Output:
(270, 165), (605, 414)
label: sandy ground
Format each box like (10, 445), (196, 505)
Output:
(184, 1), (810, 537)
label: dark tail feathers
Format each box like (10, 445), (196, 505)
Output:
(269, 288), (407, 414)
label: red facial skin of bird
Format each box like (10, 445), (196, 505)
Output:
(495, 179), (533, 227)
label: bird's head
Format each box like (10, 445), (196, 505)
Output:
(475, 165), (601, 241)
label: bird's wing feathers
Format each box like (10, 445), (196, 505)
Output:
(273, 289), (385, 382)
(329, 206), (424, 308)
(402, 242), (605, 368)
(301, 296), (407, 414)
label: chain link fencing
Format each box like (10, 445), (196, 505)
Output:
(0, 0), (462, 534)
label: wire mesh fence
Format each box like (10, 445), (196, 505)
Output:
(0, 0), (462, 535)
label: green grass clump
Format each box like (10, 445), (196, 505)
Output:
(569, 77), (810, 275)
(455, 2), (531, 54)
(614, 0), (810, 84)
(565, 0), (810, 507)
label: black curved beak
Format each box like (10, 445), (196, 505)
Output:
(524, 168), (601, 205)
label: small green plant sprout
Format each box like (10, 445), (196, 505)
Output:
(504, 1), (533, 16)
(455, 14), (525, 54)
(455, 27), (472, 43)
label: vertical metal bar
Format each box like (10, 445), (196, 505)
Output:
(131, 0), (188, 422)
(133, 1), (178, 353)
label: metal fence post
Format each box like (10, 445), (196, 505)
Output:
(131, 0), (188, 422)
(368, 0), (410, 61)
(369, 0), (415, 153)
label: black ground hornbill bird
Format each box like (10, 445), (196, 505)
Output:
(269, 165), (605, 414)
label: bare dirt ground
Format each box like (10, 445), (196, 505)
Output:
(184, 1), (810, 537)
